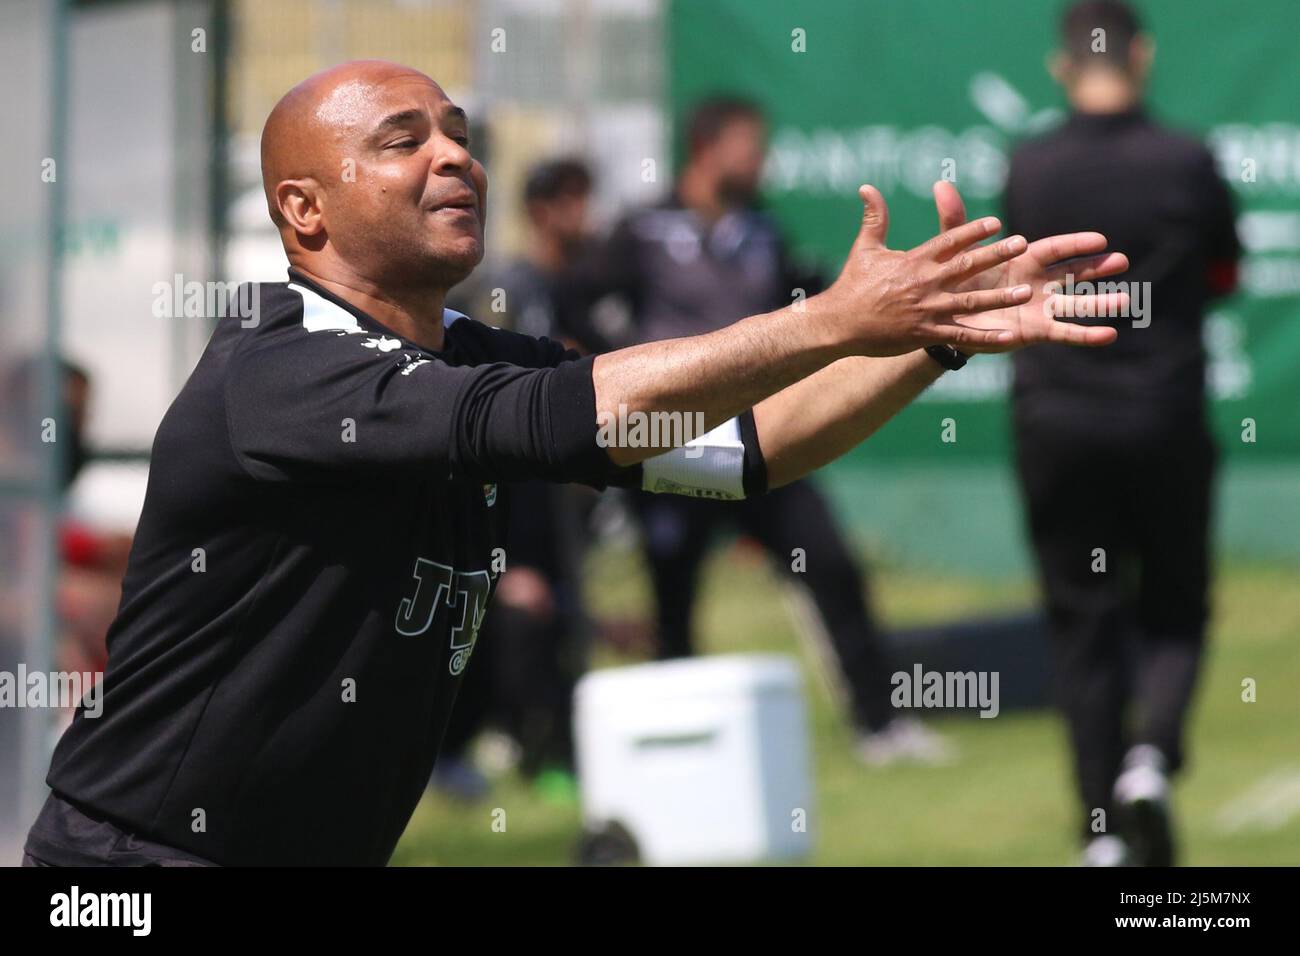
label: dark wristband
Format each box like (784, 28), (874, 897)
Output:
(925, 344), (968, 370)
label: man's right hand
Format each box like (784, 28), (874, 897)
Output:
(927, 180), (1124, 353)
(808, 184), (1037, 357)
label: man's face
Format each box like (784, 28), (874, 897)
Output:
(318, 74), (487, 286)
(709, 116), (767, 207)
(531, 191), (591, 250)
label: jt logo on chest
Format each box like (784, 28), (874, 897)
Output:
(394, 558), (493, 676)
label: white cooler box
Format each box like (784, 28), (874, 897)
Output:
(575, 653), (813, 865)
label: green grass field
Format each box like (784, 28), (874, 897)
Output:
(392, 545), (1300, 866)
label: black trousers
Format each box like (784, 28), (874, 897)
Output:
(441, 601), (580, 775)
(632, 478), (895, 732)
(1014, 413), (1216, 840)
(22, 790), (218, 866)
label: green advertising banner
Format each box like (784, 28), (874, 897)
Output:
(669, 0), (1300, 468)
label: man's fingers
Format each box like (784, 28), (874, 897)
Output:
(929, 321), (1016, 350)
(1045, 291), (1129, 322)
(1027, 231), (1108, 266)
(1041, 320), (1120, 346)
(1044, 251), (1130, 283)
(942, 234), (1027, 284)
(932, 283), (1032, 316)
(913, 215), (1002, 263)
(933, 180), (967, 233)
(856, 184), (889, 249)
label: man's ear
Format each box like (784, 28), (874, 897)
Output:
(275, 178), (325, 236)
(1131, 34), (1155, 82)
(1046, 51), (1070, 87)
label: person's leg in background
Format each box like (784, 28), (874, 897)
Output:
(485, 595), (578, 778)
(433, 569), (584, 799)
(737, 479), (950, 764)
(1016, 422), (1135, 864)
(428, 623), (494, 801)
(488, 481), (590, 786)
(631, 493), (718, 659)
(1117, 425), (1217, 865)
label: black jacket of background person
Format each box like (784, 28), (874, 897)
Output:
(1004, 107), (1240, 434)
(36, 269), (773, 867)
(559, 193), (824, 347)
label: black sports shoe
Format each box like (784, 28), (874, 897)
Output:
(1114, 744), (1175, 866)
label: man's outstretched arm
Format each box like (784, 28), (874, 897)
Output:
(591, 184), (1035, 467)
(592, 183), (1123, 479)
(754, 349), (941, 488)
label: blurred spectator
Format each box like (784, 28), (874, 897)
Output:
(0, 358), (131, 711)
(52, 363), (131, 680)
(564, 97), (953, 766)
(1004, 0), (1240, 866)
(2, 357), (90, 489)
(497, 158), (618, 354)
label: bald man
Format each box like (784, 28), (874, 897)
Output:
(24, 61), (1129, 866)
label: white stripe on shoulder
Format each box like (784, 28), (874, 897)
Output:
(288, 282), (367, 334)
(289, 284), (478, 335)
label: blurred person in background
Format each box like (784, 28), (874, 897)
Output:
(566, 97), (953, 766)
(49, 363), (133, 684)
(1004, 0), (1240, 866)
(2, 359), (130, 689)
(495, 158), (617, 353)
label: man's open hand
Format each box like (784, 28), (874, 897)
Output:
(812, 184), (1038, 356)
(929, 180), (1126, 352)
